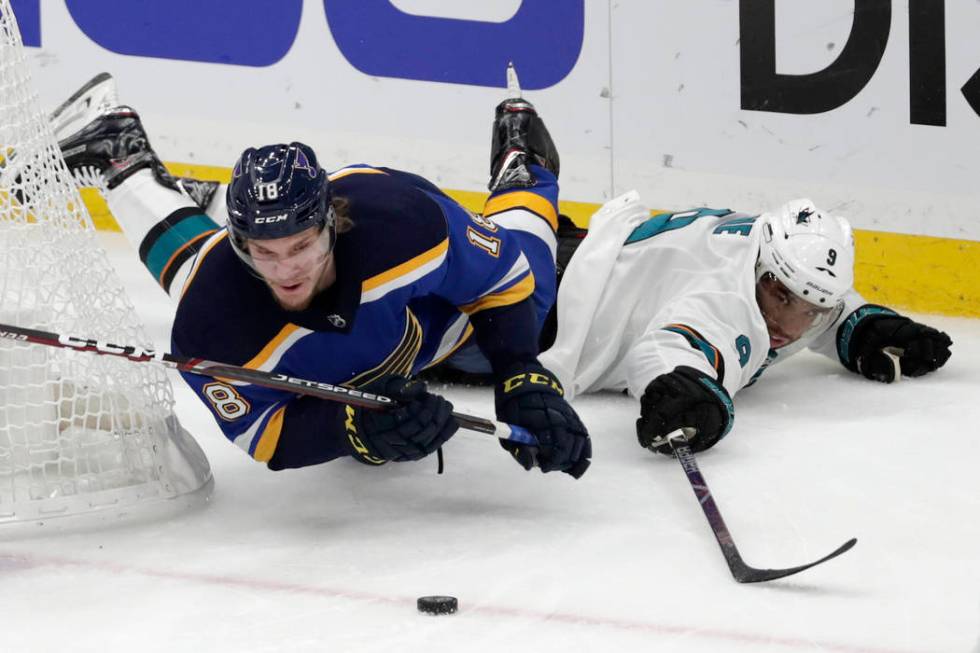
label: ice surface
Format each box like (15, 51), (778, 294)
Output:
(0, 233), (977, 653)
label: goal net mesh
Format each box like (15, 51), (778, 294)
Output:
(0, 1), (212, 527)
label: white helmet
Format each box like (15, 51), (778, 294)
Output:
(756, 198), (854, 307)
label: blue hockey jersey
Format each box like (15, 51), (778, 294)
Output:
(171, 165), (559, 468)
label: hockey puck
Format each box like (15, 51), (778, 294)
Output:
(417, 595), (458, 615)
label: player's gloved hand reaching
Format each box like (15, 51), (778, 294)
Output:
(341, 375), (458, 464)
(494, 361), (591, 478)
(848, 311), (952, 383)
(637, 366), (734, 455)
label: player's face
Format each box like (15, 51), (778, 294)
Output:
(755, 273), (833, 349)
(247, 226), (335, 311)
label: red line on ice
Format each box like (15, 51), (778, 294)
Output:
(0, 552), (925, 653)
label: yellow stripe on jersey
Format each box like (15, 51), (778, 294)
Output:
(180, 230), (229, 299)
(252, 406), (286, 462)
(459, 272), (535, 314)
(361, 238), (449, 301)
(328, 167), (389, 182)
(244, 323), (302, 370)
(483, 191), (558, 232)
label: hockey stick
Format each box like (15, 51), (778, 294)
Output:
(0, 322), (538, 447)
(667, 431), (857, 583)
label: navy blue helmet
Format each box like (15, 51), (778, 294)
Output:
(225, 142), (336, 264)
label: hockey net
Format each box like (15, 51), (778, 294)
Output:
(0, 2), (212, 528)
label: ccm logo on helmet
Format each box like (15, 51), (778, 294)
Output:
(254, 214), (289, 224)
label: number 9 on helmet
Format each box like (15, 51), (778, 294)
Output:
(756, 198), (855, 308)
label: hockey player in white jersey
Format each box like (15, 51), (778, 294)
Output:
(540, 192), (952, 455)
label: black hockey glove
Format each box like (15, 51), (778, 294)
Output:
(846, 311), (952, 383)
(341, 376), (458, 464)
(636, 366), (734, 456)
(494, 361), (591, 479)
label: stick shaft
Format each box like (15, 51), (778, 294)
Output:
(668, 432), (856, 583)
(669, 437), (745, 567)
(0, 322), (536, 445)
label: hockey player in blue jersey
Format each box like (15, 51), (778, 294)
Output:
(54, 73), (591, 478)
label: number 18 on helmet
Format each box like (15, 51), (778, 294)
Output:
(225, 141), (336, 271)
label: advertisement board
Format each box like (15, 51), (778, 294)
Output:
(14, 1), (980, 313)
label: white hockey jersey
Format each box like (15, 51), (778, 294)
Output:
(541, 192), (867, 401)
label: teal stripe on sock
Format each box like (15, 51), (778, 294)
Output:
(145, 214), (219, 282)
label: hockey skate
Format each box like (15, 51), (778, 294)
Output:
(1, 73), (122, 193)
(0, 73), (119, 192)
(488, 63), (560, 192)
(50, 72), (119, 143)
(53, 72), (179, 191)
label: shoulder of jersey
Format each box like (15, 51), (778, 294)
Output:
(330, 166), (450, 282)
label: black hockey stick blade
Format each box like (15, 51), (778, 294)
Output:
(668, 434), (857, 584)
(730, 537), (857, 583)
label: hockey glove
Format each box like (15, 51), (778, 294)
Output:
(494, 361), (591, 479)
(846, 311), (952, 383)
(341, 376), (458, 464)
(637, 366), (734, 456)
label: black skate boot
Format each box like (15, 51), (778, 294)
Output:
(488, 97), (560, 193)
(53, 73), (178, 191)
(487, 65), (560, 193)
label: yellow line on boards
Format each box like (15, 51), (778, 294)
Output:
(853, 230), (979, 318)
(82, 162), (979, 318)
